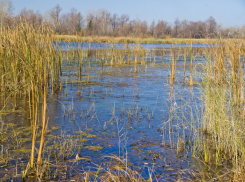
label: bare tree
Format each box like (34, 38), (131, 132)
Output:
(119, 14), (129, 36)
(111, 13), (119, 36)
(67, 8), (83, 34)
(59, 13), (69, 33)
(18, 8), (42, 27)
(239, 26), (245, 37)
(50, 4), (62, 32)
(154, 20), (171, 38)
(189, 21), (207, 38)
(97, 9), (111, 36)
(140, 20), (148, 37)
(86, 12), (94, 36)
(133, 20), (147, 37)
(77, 12), (84, 33)
(173, 18), (180, 37)
(149, 20), (155, 36)
(0, 0), (13, 27)
(206, 16), (217, 37)
(180, 19), (189, 38)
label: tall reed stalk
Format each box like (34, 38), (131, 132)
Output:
(170, 46), (175, 85)
(189, 43), (193, 86)
(134, 47), (138, 73)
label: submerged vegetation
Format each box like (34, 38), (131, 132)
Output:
(1, 21), (245, 181)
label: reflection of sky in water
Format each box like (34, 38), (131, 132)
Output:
(46, 59), (201, 178)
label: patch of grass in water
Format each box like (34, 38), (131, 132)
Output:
(66, 79), (98, 84)
(86, 134), (97, 138)
(116, 82), (130, 87)
(80, 138), (88, 143)
(51, 126), (59, 130)
(0, 109), (23, 115)
(85, 145), (103, 151)
(12, 148), (31, 154)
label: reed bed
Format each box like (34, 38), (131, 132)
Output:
(55, 35), (245, 45)
(0, 21), (61, 169)
(2, 21), (245, 180)
(193, 38), (245, 180)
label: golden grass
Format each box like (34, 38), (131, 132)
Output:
(55, 34), (244, 44)
(195, 38), (245, 180)
(0, 21), (61, 168)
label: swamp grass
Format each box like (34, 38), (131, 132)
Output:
(0, 21), (61, 171)
(55, 34), (244, 45)
(1, 21), (245, 181)
(194, 39), (245, 180)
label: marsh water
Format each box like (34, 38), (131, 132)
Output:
(0, 42), (207, 181)
(56, 41), (212, 50)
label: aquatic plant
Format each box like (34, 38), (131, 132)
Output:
(0, 21), (62, 169)
(194, 38), (245, 180)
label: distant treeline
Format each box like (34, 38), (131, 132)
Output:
(0, 1), (244, 39)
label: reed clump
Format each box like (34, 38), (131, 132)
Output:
(55, 35), (243, 45)
(0, 21), (62, 170)
(196, 38), (245, 179)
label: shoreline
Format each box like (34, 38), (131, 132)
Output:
(54, 35), (243, 44)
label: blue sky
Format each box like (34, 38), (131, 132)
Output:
(11, 0), (245, 27)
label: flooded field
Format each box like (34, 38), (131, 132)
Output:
(0, 40), (208, 181)
(0, 27), (244, 181)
